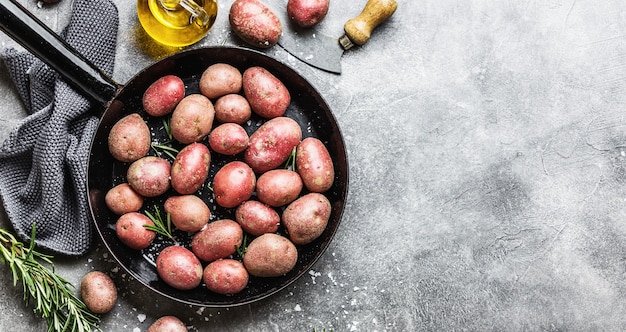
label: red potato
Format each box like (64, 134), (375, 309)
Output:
(235, 200), (280, 236)
(191, 219), (243, 262)
(142, 75), (185, 117)
(214, 94), (252, 124)
(105, 183), (144, 215)
(242, 66), (290, 118)
(199, 63), (243, 99)
(296, 137), (334, 193)
(287, 0), (329, 28)
(171, 94), (215, 144)
(256, 169), (303, 207)
(243, 233), (298, 277)
(156, 245), (203, 290)
(108, 113), (151, 163)
(115, 212), (156, 250)
(212, 161), (256, 208)
(127, 156), (171, 197)
(203, 259), (249, 295)
(229, 0), (282, 48)
(147, 316), (188, 332)
(80, 271), (117, 314)
(171, 142), (211, 195)
(164, 195), (210, 232)
(209, 123), (249, 155)
(282, 192), (331, 245)
(244, 117), (302, 173)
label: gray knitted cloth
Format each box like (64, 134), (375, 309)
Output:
(0, 0), (118, 255)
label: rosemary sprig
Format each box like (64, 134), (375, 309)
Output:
(284, 146), (297, 171)
(0, 224), (100, 332)
(143, 206), (174, 240)
(235, 233), (248, 257)
(150, 142), (178, 160)
(150, 117), (179, 160)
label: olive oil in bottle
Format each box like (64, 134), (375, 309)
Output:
(137, 0), (218, 47)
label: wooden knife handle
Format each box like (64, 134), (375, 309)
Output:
(341, 0), (398, 49)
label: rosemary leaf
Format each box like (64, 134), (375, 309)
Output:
(0, 224), (100, 331)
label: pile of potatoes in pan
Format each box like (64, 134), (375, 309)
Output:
(104, 63), (335, 295)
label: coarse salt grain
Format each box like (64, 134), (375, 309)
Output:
(137, 314), (146, 322)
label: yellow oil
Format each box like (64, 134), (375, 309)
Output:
(137, 0), (218, 47)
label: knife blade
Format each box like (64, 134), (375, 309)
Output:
(268, 0), (398, 74)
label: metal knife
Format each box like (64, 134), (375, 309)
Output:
(268, 0), (398, 74)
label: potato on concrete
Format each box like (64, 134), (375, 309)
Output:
(229, 0), (282, 48)
(287, 0), (329, 28)
(80, 271), (117, 314)
(147, 316), (188, 332)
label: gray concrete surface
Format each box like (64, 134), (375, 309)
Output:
(1, 0), (626, 331)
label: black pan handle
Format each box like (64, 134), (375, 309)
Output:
(0, 0), (119, 104)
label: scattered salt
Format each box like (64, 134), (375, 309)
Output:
(294, 304), (302, 312)
(137, 313), (146, 322)
(133, 328), (140, 332)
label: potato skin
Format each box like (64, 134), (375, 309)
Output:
(203, 259), (249, 295)
(229, 0), (282, 48)
(209, 123), (249, 155)
(108, 113), (150, 163)
(115, 212), (156, 250)
(214, 94), (252, 124)
(127, 156), (171, 197)
(156, 246), (203, 290)
(243, 66), (290, 118)
(147, 316), (187, 332)
(282, 192), (331, 245)
(171, 142), (211, 195)
(105, 183), (144, 215)
(243, 233), (298, 277)
(164, 195), (210, 232)
(287, 0), (329, 27)
(296, 137), (334, 193)
(256, 169), (303, 207)
(171, 94), (215, 144)
(199, 63), (243, 99)
(235, 200), (280, 236)
(244, 117), (302, 173)
(80, 271), (117, 314)
(191, 219), (243, 262)
(213, 161), (256, 208)
(143, 75), (185, 117)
